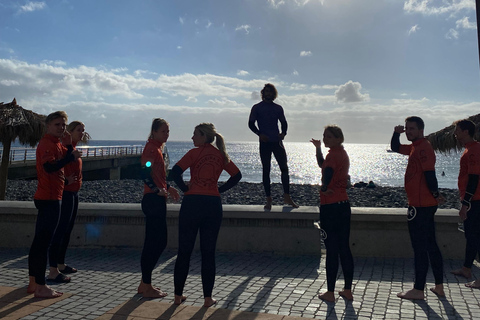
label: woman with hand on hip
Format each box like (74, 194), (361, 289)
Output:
(138, 118), (180, 298)
(169, 123), (242, 307)
(311, 125), (354, 303)
(47, 121), (90, 281)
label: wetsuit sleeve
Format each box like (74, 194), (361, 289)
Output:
(279, 108), (287, 136)
(424, 170), (439, 198)
(321, 167), (334, 192)
(315, 147), (325, 168)
(168, 165), (189, 192)
(43, 145), (74, 173)
(218, 171), (242, 193)
(390, 132), (400, 153)
(141, 165), (159, 193)
(248, 106), (260, 135)
(462, 174), (479, 205)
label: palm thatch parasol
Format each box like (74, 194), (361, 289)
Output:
(0, 98), (46, 200)
(426, 114), (480, 153)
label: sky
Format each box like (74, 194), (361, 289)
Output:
(0, 0), (479, 144)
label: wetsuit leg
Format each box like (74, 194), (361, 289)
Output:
(198, 196), (223, 298)
(463, 201), (480, 268)
(49, 191), (75, 268)
(140, 193), (167, 284)
(271, 141), (290, 195)
(408, 206), (440, 291)
(28, 200), (61, 285)
(425, 206), (443, 286)
(174, 195), (201, 296)
(259, 142), (273, 197)
(337, 202), (354, 290)
(57, 192), (79, 265)
(320, 204), (340, 292)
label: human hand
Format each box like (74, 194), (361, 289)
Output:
(394, 125), (405, 134)
(157, 188), (168, 197)
(278, 133), (286, 140)
(72, 149), (82, 159)
(66, 174), (77, 185)
(259, 134), (269, 142)
(168, 187), (180, 202)
(459, 205), (469, 221)
(320, 188), (334, 196)
(310, 138), (321, 148)
(436, 194), (445, 205)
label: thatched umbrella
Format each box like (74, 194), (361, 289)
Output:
(0, 98), (45, 200)
(426, 114), (480, 153)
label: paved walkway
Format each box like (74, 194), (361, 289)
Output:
(0, 247), (479, 319)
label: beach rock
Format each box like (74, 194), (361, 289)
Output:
(4, 180), (460, 209)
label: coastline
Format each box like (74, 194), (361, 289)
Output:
(5, 180), (460, 209)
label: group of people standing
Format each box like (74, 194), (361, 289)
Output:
(26, 84), (479, 307)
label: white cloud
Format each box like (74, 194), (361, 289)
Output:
(445, 28), (459, 39)
(0, 80), (19, 86)
(311, 84), (339, 90)
(408, 24), (419, 35)
(335, 80), (369, 103)
(18, 1), (46, 14)
(237, 70), (249, 76)
(206, 20), (212, 28)
(293, 70), (299, 76)
(177, 46), (182, 50)
(42, 60), (67, 66)
(235, 25), (251, 34)
(403, 0), (474, 16)
(179, 17), (185, 25)
(300, 51), (312, 57)
(456, 16), (476, 29)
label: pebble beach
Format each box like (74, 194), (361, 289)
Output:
(5, 179), (461, 209)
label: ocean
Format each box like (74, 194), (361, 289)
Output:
(5, 140), (461, 189)
(86, 140), (461, 189)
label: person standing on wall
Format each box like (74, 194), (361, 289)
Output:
(248, 83), (298, 210)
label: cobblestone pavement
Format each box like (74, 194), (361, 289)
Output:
(1, 247), (479, 319)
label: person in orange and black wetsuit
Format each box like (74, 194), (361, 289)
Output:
(169, 123), (242, 308)
(137, 118), (179, 298)
(391, 116), (445, 300)
(450, 119), (480, 289)
(27, 111), (81, 299)
(47, 121), (90, 281)
(311, 125), (354, 303)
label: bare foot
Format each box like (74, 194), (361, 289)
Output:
(430, 285), (445, 297)
(174, 294), (187, 305)
(264, 197), (272, 210)
(318, 291), (335, 302)
(204, 297), (217, 307)
(27, 276), (36, 294)
(47, 267), (61, 280)
(137, 281), (167, 298)
(397, 288), (424, 300)
(34, 284), (63, 299)
(284, 194), (299, 208)
(451, 267), (472, 279)
(465, 279), (480, 289)
(339, 289), (353, 301)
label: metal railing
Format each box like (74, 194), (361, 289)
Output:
(1, 145), (144, 164)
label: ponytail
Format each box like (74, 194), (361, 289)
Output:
(195, 123), (230, 164)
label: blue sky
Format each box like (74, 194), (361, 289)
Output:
(0, 0), (479, 143)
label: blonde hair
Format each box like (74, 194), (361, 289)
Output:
(148, 118), (169, 140)
(195, 123), (230, 164)
(324, 125), (344, 144)
(67, 121), (91, 144)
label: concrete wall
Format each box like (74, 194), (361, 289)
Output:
(0, 201), (466, 258)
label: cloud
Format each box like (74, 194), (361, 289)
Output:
(456, 16), (476, 29)
(293, 70), (299, 76)
(403, 0), (474, 16)
(408, 24), (419, 35)
(18, 1), (46, 14)
(311, 84), (339, 90)
(300, 51), (312, 57)
(334, 80), (369, 103)
(237, 70), (249, 76)
(235, 25), (251, 34)
(179, 17), (185, 25)
(0, 79), (20, 86)
(445, 28), (459, 39)
(206, 20), (212, 28)
(177, 46), (182, 50)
